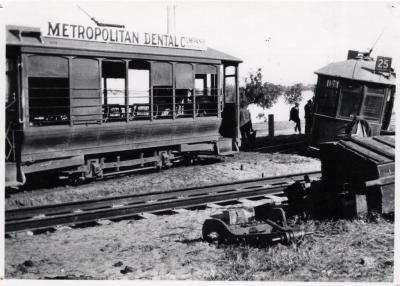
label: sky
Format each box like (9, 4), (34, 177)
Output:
(2, 1), (399, 85)
(1, 0), (399, 120)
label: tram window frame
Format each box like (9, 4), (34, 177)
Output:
(102, 60), (127, 123)
(175, 88), (194, 118)
(337, 81), (363, 119)
(153, 85), (173, 119)
(224, 76), (236, 104)
(70, 57), (102, 125)
(316, 78), (340, 117)
(128, 60), (151, 120)
(26, 55), (71, 126)
(6, 58), (17, 109)
(151, 62), (174, 119)
(28, 77), (70, 126)
(194, 64), (218, 117)
(361, 85), (386, 122)
(175, 63), (194, 118)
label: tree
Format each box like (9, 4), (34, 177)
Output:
(257, 113), (265, 119)
(284, 83), (303, 105)
(242, 68), (283, 109)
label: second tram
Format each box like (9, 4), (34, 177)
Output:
(311, 51), (396, 145)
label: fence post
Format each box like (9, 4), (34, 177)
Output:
(268, 114), (274, 138)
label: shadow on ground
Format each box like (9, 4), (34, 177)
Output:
(241, 133), (316, 157)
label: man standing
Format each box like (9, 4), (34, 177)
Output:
(240, 101), (254, 148)
(304, 99), (313, 135)
(289, 103), (301, 134)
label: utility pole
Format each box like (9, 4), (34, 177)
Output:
(167, 5), (171, 34)
(166, 4), (177, 34)
(173, 5), (176, 34)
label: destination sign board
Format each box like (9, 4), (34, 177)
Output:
(46, 22), (206, 51)
(375, 56), (392, 73)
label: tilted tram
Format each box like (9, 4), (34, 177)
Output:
(311, 51), (396, 146)
(5, 25), (242, 187)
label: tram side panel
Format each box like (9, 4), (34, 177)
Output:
(20, 120), (221, 160)
(312, 115), (383, 145)
(7, 50), (239, 184)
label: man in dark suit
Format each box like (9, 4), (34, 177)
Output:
(240, 101), (254, 148)
(304, 99), (313, 135)
(290, 103), (301, 134)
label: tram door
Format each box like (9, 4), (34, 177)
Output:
(5, 54), (23, 186)
(5, 56), (18, 162)
(220, 65), (239, 140)
(381, 86), (395, 131)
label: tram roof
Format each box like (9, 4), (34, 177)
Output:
(315, 58), (396, 86)
(6, 25), (242, 64)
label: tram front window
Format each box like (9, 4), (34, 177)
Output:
(316, 78), (340, 117)
(338, 82), (362, 118)
(362, 85), (385, 121)
(317, 89), (339, 116)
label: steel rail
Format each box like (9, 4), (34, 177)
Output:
(7, 170), (320, 220)
(5, 170), (321, 233)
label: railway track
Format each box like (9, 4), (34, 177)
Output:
(5, 170), (321, 233)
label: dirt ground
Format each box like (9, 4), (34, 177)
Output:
(5, 202), (394, 281)
(4, 149), (394, 281)
(6, 149), (318, 209)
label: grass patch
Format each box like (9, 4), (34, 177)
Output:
(205, 217), (393, 281)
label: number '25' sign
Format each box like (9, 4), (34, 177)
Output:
(375, 56), (392, 73)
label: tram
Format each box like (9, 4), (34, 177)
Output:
(5, 24), (242, 187)
(311, 51), (396, 145)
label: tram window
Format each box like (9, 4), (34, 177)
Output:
(70, 57), (101, 124)
(128, 60), (151, 120)
(316, 86), (339, 117)
(195, 65), (218, 117)
(28, 77), (70, 126)
(365, 86), (385, 95)
(362, 95), (384, 121)
(152, 62), (173, 119)
(6, 58), (16, 108)
(175, 63), (194, 118)
(361, 85), (385, 121)
(26, 55), (70, 126)
(224, 76), (236, 104)
(175, 88), (194, 117)
(338, 83), (362, 118)
(225, 66), (235, 76)
(153, 86), (173, 118)
(102, 61), (126, 122)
